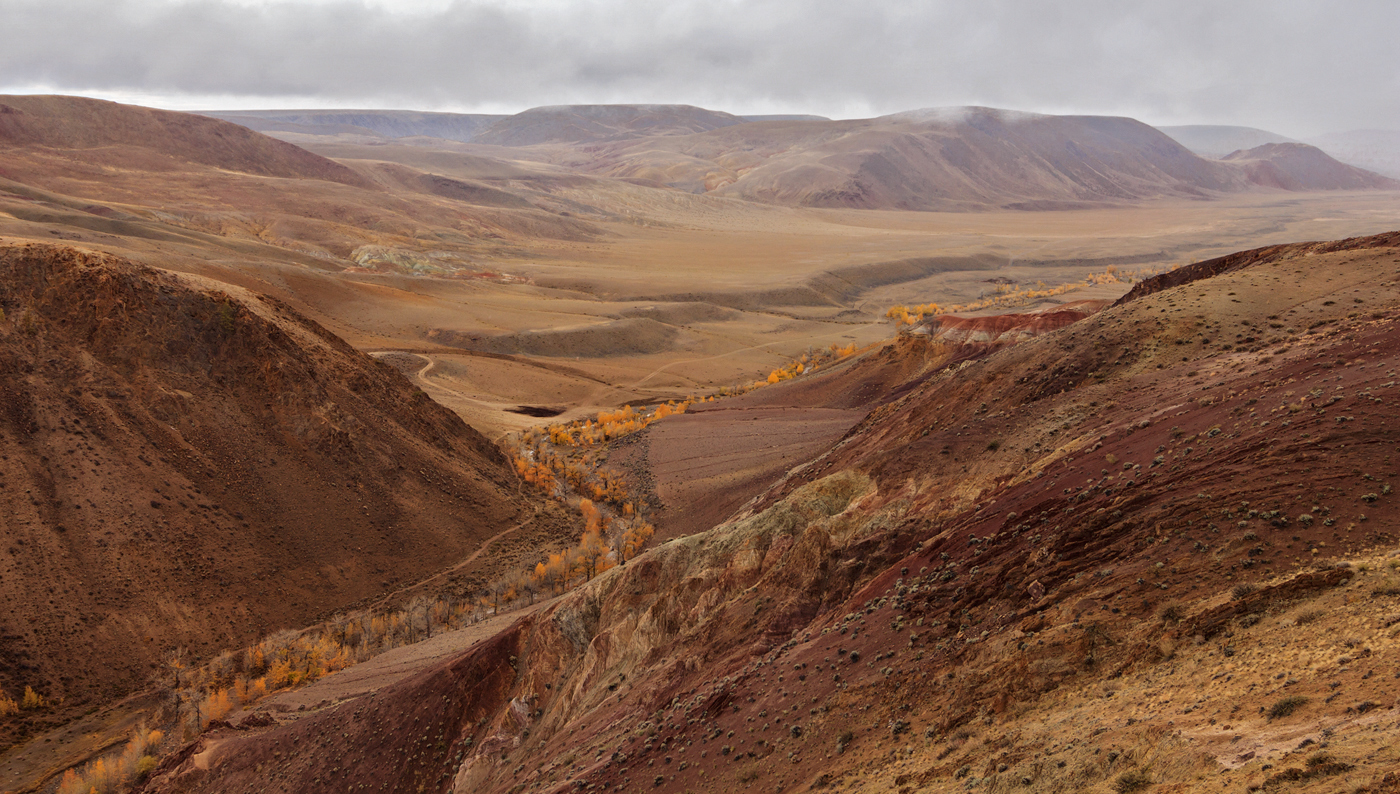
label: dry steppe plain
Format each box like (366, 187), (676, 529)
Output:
(7, 112), (1400, 437)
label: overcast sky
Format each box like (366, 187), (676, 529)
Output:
(1, 0), (1395, 136)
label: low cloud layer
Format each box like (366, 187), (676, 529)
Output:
(1, 0), (1396, 135)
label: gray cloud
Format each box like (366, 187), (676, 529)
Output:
(0, 0), (1396, 136)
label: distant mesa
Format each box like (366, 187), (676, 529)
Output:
(198, 108), (506, 144)
(202, 105), (830, 147)
(739, 114), (831, 122)
(469, 104), (749, 146)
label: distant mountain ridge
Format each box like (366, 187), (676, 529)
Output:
(0, 95), (368, 186)
(201, 109), (506, 143)
(1155, 124), (1298, 158)
(469, 104), (748, 146)
(1157, 122), (1400, 180)
(739, 114), (830, 122)
(201, 105), (831, 145)
(570, 105), (1394, 210)
(16, 97), (1398, 215)
(1305, 129), (1400, 179)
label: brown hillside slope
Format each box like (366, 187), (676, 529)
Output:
(626, 307), (1103, 542)
(0, 95), (368, 187)
(570, 108), (1241, 209)
(0, 244), (548, 734)
(143, 232), (1400, 793)
(0, 96), (601, 274)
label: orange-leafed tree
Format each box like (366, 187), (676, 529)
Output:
(577, 529), (613, 581)
(619, 521), (655, 561)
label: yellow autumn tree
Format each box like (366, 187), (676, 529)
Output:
(20, 686), (46, 710)
(0, 689), (17, 716)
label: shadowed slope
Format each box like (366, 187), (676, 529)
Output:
(0, 244), (538, 731)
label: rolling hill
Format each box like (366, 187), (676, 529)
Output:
(0, 243), (555, 730)
(0, 95), (368, 187)
(1222, 142), (1400, 191)
(564, 107), (1398, 210)
(573, 107), (1241, 209)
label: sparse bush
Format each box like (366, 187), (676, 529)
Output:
(1231, 583), (1259, 601)
(1160, 604), (1184, 622)
(1113, 768), (1153, 793)
(1294, 609), (1325, 626)
(1371, 578), (1400, 597)
(1268, 695), (1309, 720)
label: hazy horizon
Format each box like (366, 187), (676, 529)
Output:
(1, 0), (1397, 138)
